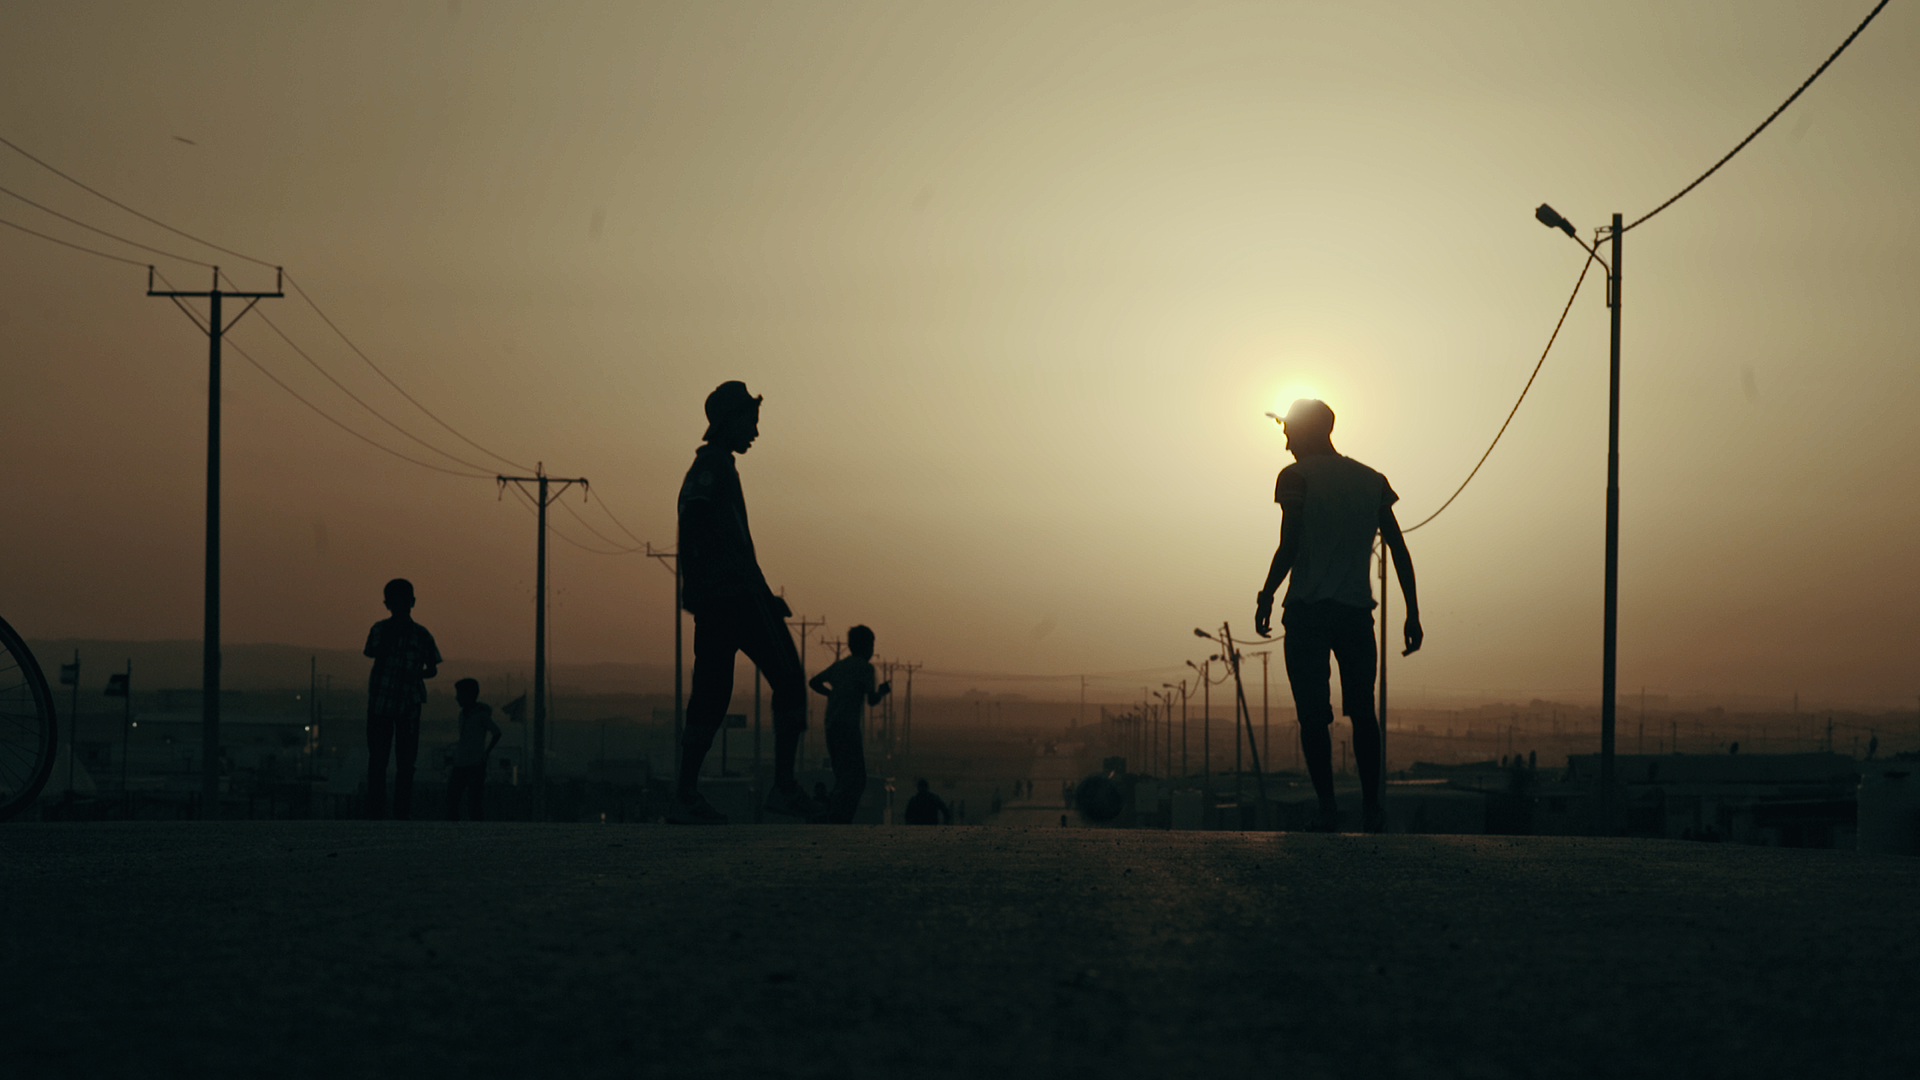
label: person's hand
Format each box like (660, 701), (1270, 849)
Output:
(767, 593), (793, 619)
(878, 681), (892, 696)
(1403, 612), (1423, 656)
(1254, 592), (1275, 637)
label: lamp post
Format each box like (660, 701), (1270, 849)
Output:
(1536, 202), (1620, 834)
(1187, 658), (1217, 793)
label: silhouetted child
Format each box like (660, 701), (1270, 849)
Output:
(447, 678), (501, 820)
(363, 578), (441, 819)
(903, 778), (953, 825)
(807, 624), (890, 824)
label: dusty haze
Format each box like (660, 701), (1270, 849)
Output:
(3, 1), (1917, 710)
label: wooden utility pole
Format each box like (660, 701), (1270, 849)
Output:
(497, 465), (587, 817)
(149, 266), (283, 818)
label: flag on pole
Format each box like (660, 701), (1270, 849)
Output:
(105, 674), (129, 698)
(502, 694), (527, 723)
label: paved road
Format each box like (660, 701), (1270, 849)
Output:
(4, 823), (1913, 1078)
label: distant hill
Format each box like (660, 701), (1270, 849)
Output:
(24, 639), (679, 697)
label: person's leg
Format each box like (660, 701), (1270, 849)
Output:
(826, 723), (866, 823)
(470, 767), (485, 821)
(392, 708), (421, 820)
(1330, 605), (1383, 825)
(736, 596), (808, 789)
(1282, 605), (1339, 820)
(681, 601), (743, 794)
(365, 711), (394, 819)
(445, 766), (465, 820)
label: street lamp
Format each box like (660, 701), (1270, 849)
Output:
(1536, 201), (1621, 834)
(1186, 656), (1220, 793)
(1162, 680), (1186, 782)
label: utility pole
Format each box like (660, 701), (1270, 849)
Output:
(1255, 651), (1271, 774)
(644, 545), (681, 768)
(899, 661), (923, 756)
(59, 650), (78, 799)
(497, 464), (588, 818)
(149, 265), (283, 818)
(1599, 212), (1623, 835)
(107, 662), (131, 795)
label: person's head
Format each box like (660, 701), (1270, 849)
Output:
(454, 678), (480, 707)
(916, 778), (930, 794)
(1277, 398), (1335, 457)
(383, 578), (415, 616)
(703, 380), (763, 454)
(848, 624), (875, 660)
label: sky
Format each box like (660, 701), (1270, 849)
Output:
(2, 1), (1916, 709)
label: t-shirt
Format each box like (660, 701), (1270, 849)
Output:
(817, 654), (877, 730)
(676, 442), (769, 611)
(453, 702), (501, 768)
(1274, 453), (1398, 610)
(363, 618), (442, 715)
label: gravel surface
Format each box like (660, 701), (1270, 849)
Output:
(3, 823), (1913, 1079)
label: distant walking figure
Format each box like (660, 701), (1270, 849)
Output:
(903, 778), (953, 825)
(446, 678), (501, 821)
(363, 578), (441, 820)
(672, 381), (816, 824)
(1254, 400), (1421, 834)
(809, 624), (891, 823)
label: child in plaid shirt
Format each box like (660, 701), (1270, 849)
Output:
(363, 578), (440, 819)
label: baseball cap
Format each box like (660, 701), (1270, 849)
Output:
(1265, 398), (1335, 432)
(703, 380), (763, 440)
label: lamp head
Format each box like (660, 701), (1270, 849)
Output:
(1193, 628), (1210, 639)
(1535, 203), (1577, 238)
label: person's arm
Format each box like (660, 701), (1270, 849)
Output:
(421, 630), (441, 680)
(681, 497), (778, 608)
(809, 671), (832, 697)
(868, 680), (891, 707)
(1254, 505), (1301, 637)
(485, 721), (502, 758)
(939, 796), (953, 825)
(363, 624), (382, 660)
(1378, 503), (1423, 655)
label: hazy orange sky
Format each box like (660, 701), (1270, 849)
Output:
(3, 2), (1916, 708)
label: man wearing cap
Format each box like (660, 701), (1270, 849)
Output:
(671, 381), (816, 824)
(1254, 398), (1422, 834)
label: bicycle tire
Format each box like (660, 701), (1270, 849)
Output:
(0, 614), (57, 821)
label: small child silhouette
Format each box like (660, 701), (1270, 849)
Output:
(446, 678), (501, 820)
(807, 625), (890, 824)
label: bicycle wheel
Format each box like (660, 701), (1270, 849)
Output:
(0, 615), (57, 821)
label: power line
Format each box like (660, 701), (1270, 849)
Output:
(1401, 251), (1598, 534)
(0, 133), (278, 268)
(0, 213), (154, 267)
(505, 483), (631, 555)
(282, 271), (532, 473)
(213, 270), (499, 474)
(1623, 0), (1891, 235)
(226, 335), (494, 479)
(0, 182), (216, 267)
(556, 497), (645, 553)
(586, 489), (650, 547)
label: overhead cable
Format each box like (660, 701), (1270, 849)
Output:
(0, 213), (153, 267)
(0, 182), (216, 267)
(1624, 0), (1891, 234)
(283, 272), (533, 473)
(1403, 252), (1598, 533)
(0, 133), (278, 268)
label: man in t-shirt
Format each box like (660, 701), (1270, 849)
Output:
(671, 381), (816, 825)
(1253, 399), (1421, 834)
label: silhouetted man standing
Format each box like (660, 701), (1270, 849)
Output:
(1254, 399), (1421, 834)
(672, 381), (816, 825)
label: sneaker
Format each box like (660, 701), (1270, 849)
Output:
(667, 789), (727, 825)
(1362, 804), (1386, 834)
(763, 781), (819, 819)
